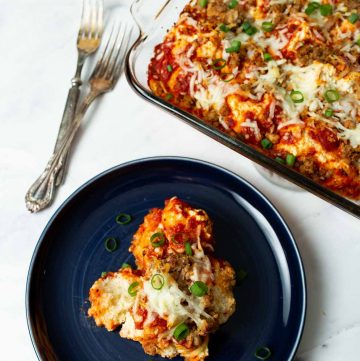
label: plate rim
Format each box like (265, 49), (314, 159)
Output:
(25, 156), (307, 361)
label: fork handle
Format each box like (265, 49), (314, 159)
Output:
(25, 92), (97, 213)
(54, 80), (82, 186)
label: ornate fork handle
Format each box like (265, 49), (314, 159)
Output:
(25, 92), (98, 213)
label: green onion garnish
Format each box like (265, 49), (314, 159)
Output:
(236, 269), (248, 284)
(245, 27), (257, 35)
(185, 242), (193, 256)
(165, 93), (173, 100)
(324, 89), (340, 103)
(320, 4), (333, 16)
(212, 58), (227, 70)
(173, 323), (189, 341)
(115, 213), (132, 225)
(275, 157), (285, 164)
(104, 237), (118, 252)
(305, 2), (320, 15)
(255, 347), (272, 360)
(221, 73), (235, 82)
(199, 0), (208, 8)
(225, 39), (241, 53)
(262, 21), (274, 32)
(242, 21), (257, 35)
(264, 52), (272, 62)
(167, 64), (173, 72)
(324, 108), (333, 117)
(228, 0), (238, 9)
(101, 272), (107, 277)
(348, 13), (359, 24)
(121, 263), (131, 269)
(128, 282), (140, 297)
(151, 274), (165, 290)
(286, 154), (296, 167)
(242, 21), (251, 31)
(189, 281), (208, 297)
(261, 138), (273, 149)
(219, 24), (230, 32)
(290, 90), (304, 103)
(150, 232), (165, 247)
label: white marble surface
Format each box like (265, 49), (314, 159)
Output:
(1, 1), (360, 360)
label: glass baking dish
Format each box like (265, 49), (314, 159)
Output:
(125, 0), (360, 219)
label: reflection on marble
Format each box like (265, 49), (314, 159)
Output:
(1, 1), (360, 360)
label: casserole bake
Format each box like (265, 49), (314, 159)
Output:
(88, 197), (236, 361)
(125, 0), (360, 218)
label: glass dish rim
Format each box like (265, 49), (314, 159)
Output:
(124, 4), (360, 220)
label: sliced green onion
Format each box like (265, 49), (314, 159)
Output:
(104, 237), (118, 252)
(219, 24), (230, 32)
(263, 52), (272, 62)
(286, 154), (296, 167)
(150, 232), (165, 247)
(275, 157), (285, 164)
(242, 21), (257, 35)
(167, 64), (173, 72)
(189, 281), (208, 297)
(151, 274), (165, 290)
(236, 269), (248, 284)
(199, 0), (208, 8)
(228, 0), (238, 9)
(348, 13), (359, 24)
(324, 89), (340, 103)
(165, 93), (173, 100)
(173, 323), (189, 341)
(324, 108), (333, 117)
(212, 58), (227, 70)
(309, 2), (320, 8)
(185, 242), (193, 256)
(261, 138), (273, 149)
(262, 21), (274, 32)
(255, 347), (272, 360)
(290, 90), (304, 103)
(320, 4), (333, 16)
(116, 213), (132, 225)
(242, 21), (251, 31)
(225, 39), (241, 53)
(305, 2), (320, 15)
(221, 73), (235, 82)
(121, 263), (131, 269)
(128, 282), (140, 297)
(101, 272), (107, 277)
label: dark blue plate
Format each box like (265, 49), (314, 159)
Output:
(26, 157), (306, 361)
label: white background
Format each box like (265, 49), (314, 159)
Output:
(1, 1), (360, 360)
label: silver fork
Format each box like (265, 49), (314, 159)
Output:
(54, 0), (103, 186)
(25, 25), (132, 213)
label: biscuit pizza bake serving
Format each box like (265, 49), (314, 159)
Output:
(88, 197), (236, 361)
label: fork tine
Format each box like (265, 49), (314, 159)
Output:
(107, 26), (133, 85)
(86, 0), (92, 38)
(90, 0), (98, 38)
(91, 25), (115, 77)
(90, 23), (133, 88)
(78, 0), (87, 39)
(113, 27), (133, 80)
(105, 25), (127, 79)
(102, 26), (122, 77)
(96, 0), (104, 39)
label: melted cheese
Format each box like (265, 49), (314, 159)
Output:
(142, 273), (211, 328)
